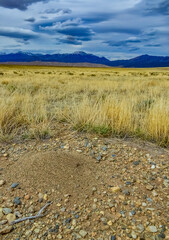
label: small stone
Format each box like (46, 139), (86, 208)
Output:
(107, 220), (113, 226)
(131, 231), (137, 239)
(147, 226), (158, 233)
(110, 236), (116, 240)
(49, 224), (59, 233)
(126, 181), (132, 185)
(133, 161), (140, 166)
(146, 184), (154, 191)
(0, 220), (7, 225)
(92, 204), (97, 210)
(0, 180), (5, 186)
(60, 207), (66, 212)
(136, 224), (145, 233)
(123, 190), (130, 196)
(6, 214), (16, 223)
(152, 190), (158, 197)
(111, 187), (121, 193)
(2, 208), (12, 215)
(92, 187), (97, 193)
(24, 195), (30, 200)
(34, 228), (40, 234)
(72, 219), (77, 226)
(57, 234), (63, 239)
(157, 233), (165, 239)
(38, 193), (43, 199)
(13, 197), (21, 205)
(11, 183), (19, 189)
(129, 210), (136, 216)
(0, 208), (4, 219)
(65, 218), (71, 223)
(25, 230), (32, 236)
(79, 230), (87, 237)
(163, 179), (169, 188)
(0, 225), (13, 234)
(96, 155), (102, 161)
(54, 214), (59, 219)
(43, 194), (48, 201)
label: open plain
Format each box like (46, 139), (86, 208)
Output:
(0, 66), (169, 239)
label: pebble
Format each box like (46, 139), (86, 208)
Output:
(0, 180), (5, 186)
(43, 194), (48, 200)
(79, 230), (87, 237)
(123, 189), (130, 195)
(147, 226), (158, 233)
(107, 220), (113, 226)
(0, 208), (3, 219)
(24, 195), (30, 200)
(146, 184), (154, 191)
(133, 161), (140, 166)
(2, 208), (12, 215)
(6, 213), (16, 223)
(131, 231), (137, 239)
(34, 228), (40, 234)
(0, 123), (168, 240)
(152, 190), (158, 197)
(136, 224), (145, 233)
(111, 187), (121, 193)
(110, 236), (116, 240)
(0, 225), (13, 234)
(0, 220), (8, 225)
(13, 197), (21, 205)
(11, 183), (19, 189)
(163, 179), (169, 188)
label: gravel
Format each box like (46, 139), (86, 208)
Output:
(0, 123), (168, 239)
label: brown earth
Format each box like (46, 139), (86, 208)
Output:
(0, 62), (110, 68)
(4, 151), (101, 201)
(0, 124), (169, 239)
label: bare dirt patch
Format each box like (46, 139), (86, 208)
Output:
(4, 151), (99, 200)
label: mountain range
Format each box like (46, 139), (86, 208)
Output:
(0, 51), (169, 68)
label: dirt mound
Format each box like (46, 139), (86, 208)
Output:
(4, 151), (98, 199)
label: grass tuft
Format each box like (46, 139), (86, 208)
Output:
(0, 66), (168, 146)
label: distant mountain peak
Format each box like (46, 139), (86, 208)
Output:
(73, 51), (88, 55)
(0, 52), (169, 68)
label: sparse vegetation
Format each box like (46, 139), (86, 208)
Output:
(0, 65), (168, 146)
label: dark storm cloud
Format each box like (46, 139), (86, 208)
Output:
(82, 12), (114, 24)
(58, 36), (82, 45)
(144, 44), (161, 47)
(25, 17), (36, 22)
(106, 38), (141, 47)
(129, 47), (140, 52)
(57, 27), (93, 37)
(0, 0), (47, 10)
(132, 0), (169, 16)
(146, 0), (169, 15)
(0, 27), (38, 41)
(0, 0), (168, 58)
(43, 8), (71, 14)
(156, 0), (169, 15)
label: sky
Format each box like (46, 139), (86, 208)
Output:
(0, 0), (168, 59)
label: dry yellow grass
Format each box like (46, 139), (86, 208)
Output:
(0, 65), (169, 146)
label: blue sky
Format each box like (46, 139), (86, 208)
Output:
(0, 0), (168, 59)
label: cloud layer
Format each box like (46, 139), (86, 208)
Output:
(0, 0), (168, 59)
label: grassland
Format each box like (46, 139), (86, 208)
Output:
(0, 65), (169, 146)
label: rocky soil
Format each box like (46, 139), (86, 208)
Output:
(0, 124), (168, 240)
